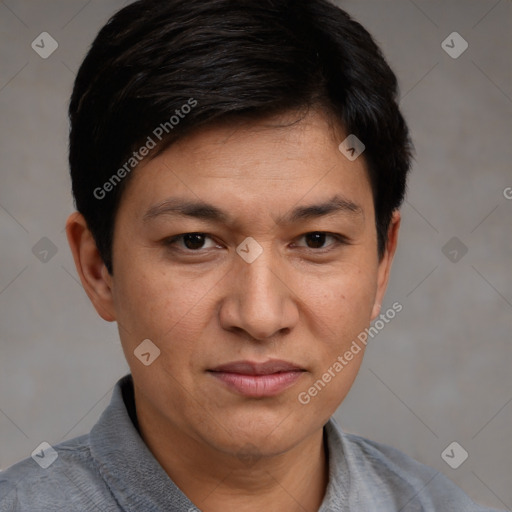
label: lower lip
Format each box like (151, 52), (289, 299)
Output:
(209, 371), (304, 398)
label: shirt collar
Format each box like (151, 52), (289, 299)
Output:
(90, 374), (196, 511)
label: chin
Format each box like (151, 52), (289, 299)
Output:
(203, 408), (313, 455)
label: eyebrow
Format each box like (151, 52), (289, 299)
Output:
(142, 194), (363, 226)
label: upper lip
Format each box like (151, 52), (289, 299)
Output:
(209, 360), (304, 375)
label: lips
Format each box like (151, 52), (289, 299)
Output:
(210, 360), (303, 375)
(208, 360), (305, 398)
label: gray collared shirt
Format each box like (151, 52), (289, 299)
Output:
(0, 374), (504, 511)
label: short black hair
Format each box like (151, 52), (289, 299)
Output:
(69, 0), (413, 274)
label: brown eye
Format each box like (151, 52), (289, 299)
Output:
(165, 233), (217, 251)
(304, 232), (328, 249)
(295, 232), (345, 250)
(181, 233), (207, 250)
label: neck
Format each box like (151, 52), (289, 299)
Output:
(134, 390), (329, 512)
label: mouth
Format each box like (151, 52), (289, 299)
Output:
(207, 360), (306, 398)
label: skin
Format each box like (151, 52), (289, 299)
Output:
(66, 109), (400, 512)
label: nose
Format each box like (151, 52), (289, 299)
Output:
(218, 247), (299, 342)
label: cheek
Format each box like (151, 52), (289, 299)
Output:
(303, 264), (377, 333)
(112, 260), (208, 343)
(297, 264), (376, 405)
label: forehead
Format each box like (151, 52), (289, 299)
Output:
(167, 110), (346, 175)
(117, 110), (373, 225)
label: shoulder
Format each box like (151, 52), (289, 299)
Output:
(0, 435), (111, 511)
(336, 427), (502, 511)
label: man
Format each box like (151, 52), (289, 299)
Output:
(0, 0), (505, 510)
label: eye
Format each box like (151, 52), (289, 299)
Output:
(294, 232), (347, 251)
(164, 231), (348, 255)
(164, 233), (219, 251)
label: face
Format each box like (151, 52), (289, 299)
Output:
(73, 110), (399, 459)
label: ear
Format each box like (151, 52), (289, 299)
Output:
(65, 212), (116, 322)
(370, 210), (401, 321)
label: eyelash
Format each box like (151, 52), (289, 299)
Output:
(164, 232), (349, 254)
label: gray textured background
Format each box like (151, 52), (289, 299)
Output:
(0, 0), (511, 509)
